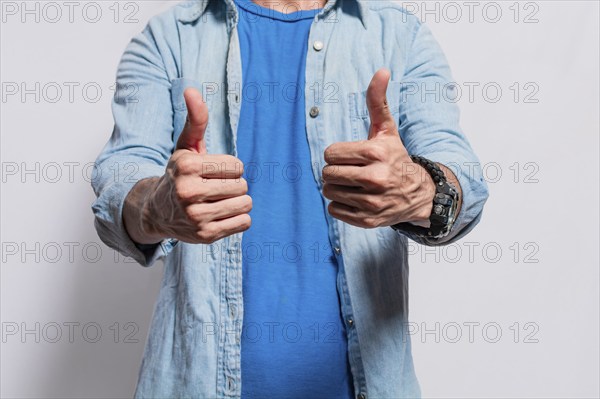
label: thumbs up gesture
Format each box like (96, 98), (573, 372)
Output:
(139, 88), (252, 244)
(322, 69), (436, 228)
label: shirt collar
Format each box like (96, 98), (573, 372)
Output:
(177, 0), (368, 28)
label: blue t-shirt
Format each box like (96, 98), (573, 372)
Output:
(233, 0), (354, 397)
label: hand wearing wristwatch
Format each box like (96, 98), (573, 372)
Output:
(391, 155), (460, 239)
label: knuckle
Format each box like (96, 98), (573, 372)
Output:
(242, 195), (253, 212)
(184, 205), (198, 221)
(225, 155), (245, 175)
(322, 165), (338, 180)
(371, 175), (388, 189)
(175, 155), (196, 176)
(363, 145), (386, 161)
(322, 184), (332, 199)
(324, 144), (340, 164)
(239, 214), (252, 230)
(363, 196), (382, 211)
(327, 202), (338, 215)
(240, 177), (248, 193)
(323, 147), (334, 163)
(169, 151), (183, 167)
(197, 226), (217, 243)
(236, 159), (245, 175)
(368, 169), (392, 190)
(185, 206), (204, 222)
(362, 216), (379, 228)
(174, 180), (192, 201)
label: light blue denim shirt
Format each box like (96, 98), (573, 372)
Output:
(91, 0), (489, 397)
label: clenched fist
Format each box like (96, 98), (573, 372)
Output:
(124, 88), (252, 245)
(322, 68), (461, 229)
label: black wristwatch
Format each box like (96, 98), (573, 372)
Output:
(391, 155), (460, 239)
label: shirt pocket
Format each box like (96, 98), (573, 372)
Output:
(170, 77), (213, 150)
(348, 80), (403, 141)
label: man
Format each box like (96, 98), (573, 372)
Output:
(91, 0), (489, 397)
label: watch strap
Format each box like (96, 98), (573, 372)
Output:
(391, 155), (459, 239)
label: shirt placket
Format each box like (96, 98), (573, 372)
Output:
(304, 3), (368, 399)
(220, 0), (244, 397)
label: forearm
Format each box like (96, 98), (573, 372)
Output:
(123, 177), (164, 245)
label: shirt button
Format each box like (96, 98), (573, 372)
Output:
(357, 394), (366, 399)
(347, 318), (354, 327)
(334, 246), (341, 255)
(313, 40), (324, 51)
(309, 106), (320, 118)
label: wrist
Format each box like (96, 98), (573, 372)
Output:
(409, 164), (436, 227)
(124, 177), (165, 245)
(391, 156), (461, 239)
(141, 178), (167, 242)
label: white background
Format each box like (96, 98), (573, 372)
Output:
(1, 0), (598, 397)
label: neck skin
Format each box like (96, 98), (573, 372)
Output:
(251, 0), (327, 13)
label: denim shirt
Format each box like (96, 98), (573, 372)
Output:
(91, 0), (489, 397)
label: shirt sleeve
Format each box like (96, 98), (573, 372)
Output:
(394, 21), (489, 246)
(91, 20), (179, 266)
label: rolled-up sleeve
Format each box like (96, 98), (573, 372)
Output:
(395, 21), (489, 246)
(91, 19), (179, 266)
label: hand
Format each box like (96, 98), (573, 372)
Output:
(137, 88), (252, 244)
(322, 69), (436, 229)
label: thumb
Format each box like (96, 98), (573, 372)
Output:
(366, 68), (397, 140)
(176, 88), (209, 154)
